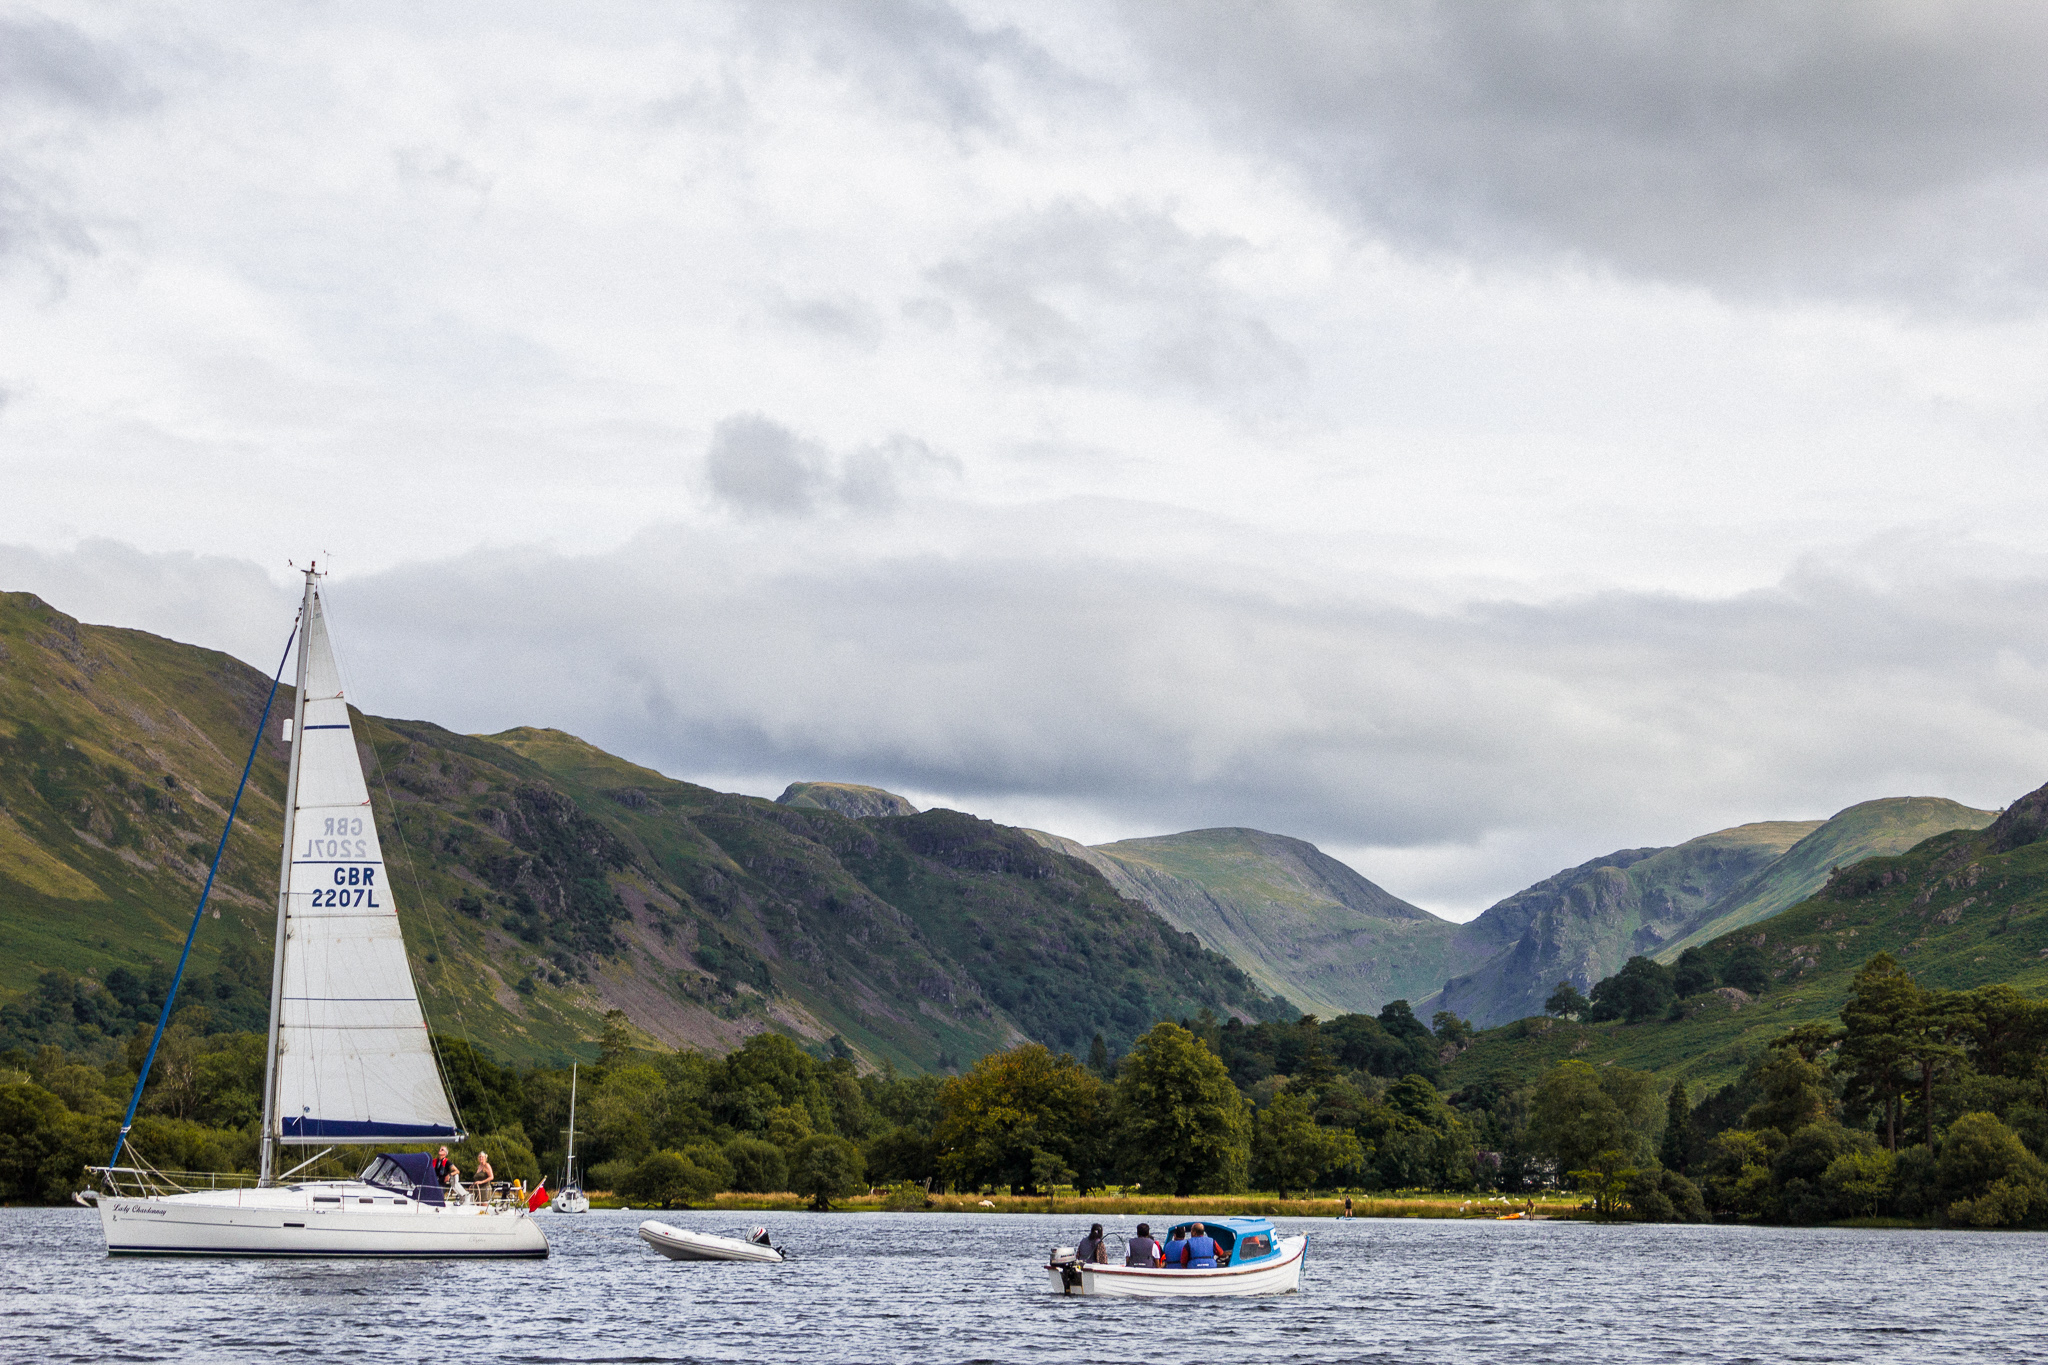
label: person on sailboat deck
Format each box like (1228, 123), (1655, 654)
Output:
(431, 1146), (456, 1188)
(473, 1152), (495, 1191)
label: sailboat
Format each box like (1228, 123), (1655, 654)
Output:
(550, 1063), (590, 1213)
(81, 568), (549, 1258)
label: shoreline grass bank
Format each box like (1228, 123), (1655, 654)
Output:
(586, 1191), (1588, 1219)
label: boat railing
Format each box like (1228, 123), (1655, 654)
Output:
(86, 1165), (263, 1199)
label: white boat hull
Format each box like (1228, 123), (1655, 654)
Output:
(92, 1184), (549, 1258)
(639, 1219), (784, 1262)
(1048, 1234), (1307, 1297)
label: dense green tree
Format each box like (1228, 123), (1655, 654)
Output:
(1583, 957), (1677, 1024)
(1743, 1046), (1835, 1137)
(620, 1150), (721, 1207)
(1431, 1012), (1474, 1050)
(1659, 1080), (1693, 1173)
(1544, 982), (1587, 1018)
(791, 1134), (866, 1210)
(1527, 1060), (1657, 1177)
(1938, 1112), (2046, 1227)
(1672, 948), (1716, 998)
(1838, 954), (1920, 1149)
(935, 1043), (1105, 1193)
(1252, 1089), (1363, 1196)
(1112, 1022), (1250, 1197)
(1086, 1034), (1111, 1078)
(723, 1136), (788, 1192)
(1721, 944), (1771, 995)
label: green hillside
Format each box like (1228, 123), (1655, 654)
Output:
(1428, 821), (1819, 1028)
(1444, 785), (2048, 1097)
(0, 591), (1286, 1072)
(775, 781), (919, 818)
(1654, 797), (1998, 960)
(1054, 827), (1464, 1017)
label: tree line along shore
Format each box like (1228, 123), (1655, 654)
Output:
(5, 951), (2046, 1227)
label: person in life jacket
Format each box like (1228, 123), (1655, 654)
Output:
(1125, 1222), (1162, 1267)
(1181, 1222), (1221, 1268)
(1160, 1226), (1190, 1269)
(1076, 1224), (1109, 1264)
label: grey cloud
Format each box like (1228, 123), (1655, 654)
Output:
(1118, 1), (2048, 312)
(766, 290), (885, 348)
(297, 530), (2048, 912)
(13, 533), (2048, 913)
(929, 199), (1297, 389)
(703, 414), (958, 516)
(0, 13), (154, 114)
(745, 0), (1090, 135)
(0, 13), (157, 270)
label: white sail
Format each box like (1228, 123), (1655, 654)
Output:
(272, 588), (459, 1144)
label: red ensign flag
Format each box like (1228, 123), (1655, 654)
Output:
(526, 1179), (549, 1212)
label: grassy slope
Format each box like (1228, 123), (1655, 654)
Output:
(0, 591), (1286, 1072)
(0, 591), (294, 998)
(1654, 797), (1998, 960)
(1444, 812), (2048, 1096)
(1077, 827), (1461, 1017)
(1429, 821), (1819, 1029)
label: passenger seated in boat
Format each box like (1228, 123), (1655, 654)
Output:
(1076, 1224), (1109, 1263)
(1182, 1223), (1220, 1269)
(1125, 1223), (1162, 1267)
(1160, 1227), (1189, 1268)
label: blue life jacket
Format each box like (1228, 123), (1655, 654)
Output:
(1160, 1236), (1188, 1267)
(1185, 1235), (1218, 1268)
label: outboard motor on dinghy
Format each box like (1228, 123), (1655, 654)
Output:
(751, 1226), (772, 1246)
(1050, 1246), (1083, 1294)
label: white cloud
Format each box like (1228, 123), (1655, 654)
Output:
(5, 2), (2048, 916)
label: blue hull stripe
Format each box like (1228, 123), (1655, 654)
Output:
(109, 1246), (546, 1259)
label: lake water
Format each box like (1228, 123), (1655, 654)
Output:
(7, 1207), (2047, 1363)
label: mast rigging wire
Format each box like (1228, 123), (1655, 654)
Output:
(107, 615), (300, 1168)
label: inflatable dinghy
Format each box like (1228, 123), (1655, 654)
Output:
(638, 1219), (784, 1263)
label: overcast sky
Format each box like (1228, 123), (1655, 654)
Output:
(7, 1), (2048, 920)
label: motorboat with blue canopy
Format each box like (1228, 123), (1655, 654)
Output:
(1048, 1215), (1305, 1297)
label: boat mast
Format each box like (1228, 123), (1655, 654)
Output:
(565, 1063), (578, 1186)
(258, 566), (320, 1186)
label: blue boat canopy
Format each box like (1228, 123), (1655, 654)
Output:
(1166, 1216), (1280, 1263)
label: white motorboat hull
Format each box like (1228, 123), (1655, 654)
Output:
(1049, 1234), (1307, 1297)
(638, 1219), (784, 1262)
(91, 1184), (549, 1258)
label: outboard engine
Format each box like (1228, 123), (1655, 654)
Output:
(1050, 1246), (1083, 1294)
(750, 1226), (771, 1246)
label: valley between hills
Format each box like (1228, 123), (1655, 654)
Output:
(0, 584), (2025, 1102)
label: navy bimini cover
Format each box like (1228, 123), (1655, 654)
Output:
(363, 1152), (448, 1205)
